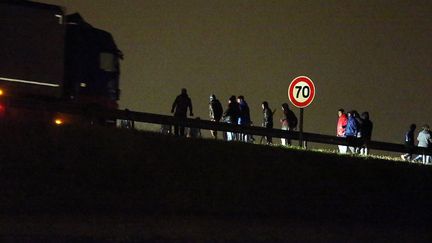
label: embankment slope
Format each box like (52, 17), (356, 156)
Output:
(0, 124), (431, 241)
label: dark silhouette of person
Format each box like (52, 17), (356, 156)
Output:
(237, 95), (251, 126)
(171, 88), (193, 136)
(237, 95), (251, 142)
(359, 111), (373, 155)
(222, 95), (240, 141)
(280, 103), (297, 146)
(262, 101), (274, 145)
(401, 124), (416, 161)
(353, 110), (363, 153)
(209, 94), (223, 139)
(345, 110), (359, 154)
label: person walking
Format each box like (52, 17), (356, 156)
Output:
(280, 103), (297, 146)
(209, 94), (223, 139)
(413, 124), (432, 164)
(237, 95), (251, 142)
(336, 109), (348, 153)
(401, 124), (416, 161)
(353, 111), (363, 154)
(345, 110), (359, 154)
(222, 95), (240, 141)
(261, 101), (273, 145)
(171, 88), (193, 136)
(359, 111), (373, 155)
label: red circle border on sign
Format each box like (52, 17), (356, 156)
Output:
(288, 76), (315, 108)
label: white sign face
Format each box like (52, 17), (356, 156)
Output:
(292, 81), (311, 103)
(288, 76), (315, 108)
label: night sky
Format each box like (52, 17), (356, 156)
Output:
(43, 0), (431, 144)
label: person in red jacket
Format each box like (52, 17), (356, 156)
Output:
(337, 108), (348, 153)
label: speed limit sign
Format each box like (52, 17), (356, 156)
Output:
(288, 76), (315, 108)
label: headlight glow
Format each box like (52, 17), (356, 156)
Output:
(54, 119), (63, 125)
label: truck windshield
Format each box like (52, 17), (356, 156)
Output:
(100, 52), (118, 72)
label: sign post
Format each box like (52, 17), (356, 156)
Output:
(288, 76), (316, 147)
(299, 107), (304, 147)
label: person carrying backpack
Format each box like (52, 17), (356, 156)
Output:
(280, 103), (297, 146)
(209, 94), (223, 139)
(262, 101), (274, 145)
(222, 95), (240, 141)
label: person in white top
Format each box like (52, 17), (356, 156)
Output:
(413, 124), (432, 164)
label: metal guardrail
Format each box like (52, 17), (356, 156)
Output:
(6, 97), (432, 156)
(108, 109), (432, 156)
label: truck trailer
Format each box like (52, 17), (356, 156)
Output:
(0, 0), (122, 125)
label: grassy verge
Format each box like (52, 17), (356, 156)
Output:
(0, 123), (431, 241)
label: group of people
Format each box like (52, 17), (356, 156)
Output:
(171, 88), (299, 145)
(210, 94), (299, 144)
(170, 88), (431, 164)
(401, 124), (432, 164)
(336, 109), (373, 155)
(336, 108), (431, 163)
(211, 94), (253, 142)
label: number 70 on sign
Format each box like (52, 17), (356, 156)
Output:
(288, 76), (316, 108)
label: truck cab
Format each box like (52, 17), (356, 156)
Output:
(0, 0), (122, 125)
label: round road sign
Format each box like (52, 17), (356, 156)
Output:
(288, 76), (315, 108)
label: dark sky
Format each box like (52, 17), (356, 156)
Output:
(44, 0), (431, 144)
